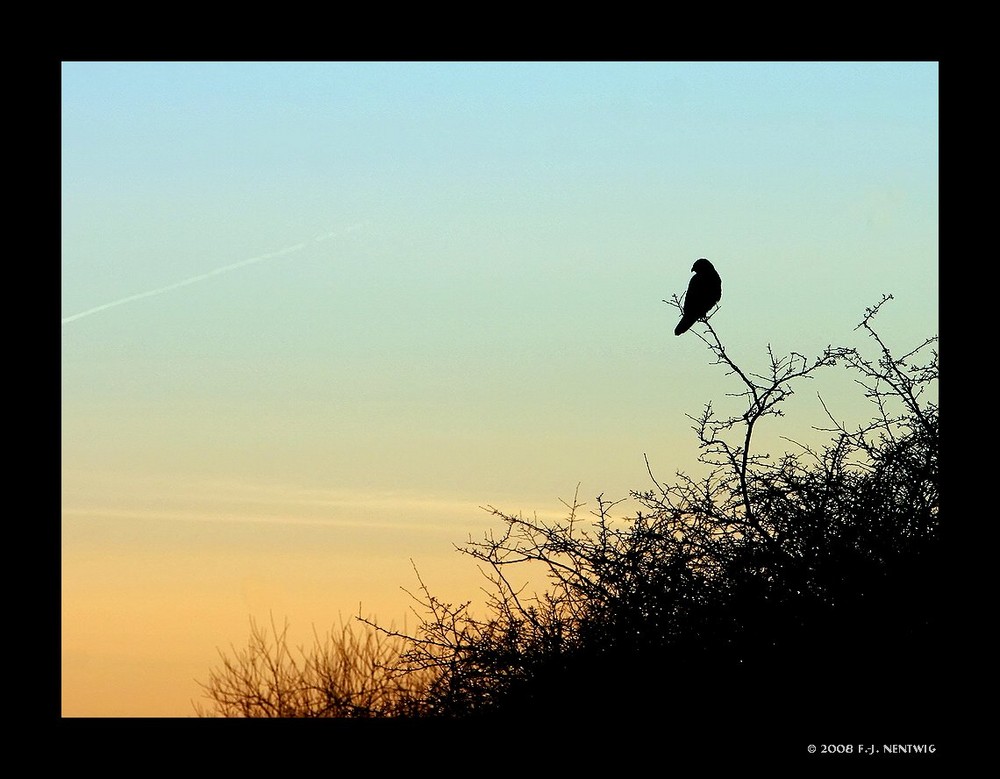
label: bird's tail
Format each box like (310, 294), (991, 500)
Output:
(674, 315), (697, 336)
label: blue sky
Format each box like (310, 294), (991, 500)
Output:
(61, 61), (938, 715)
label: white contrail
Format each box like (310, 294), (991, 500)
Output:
(61, 222), (367, 325)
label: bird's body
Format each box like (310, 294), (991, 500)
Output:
(674, 258), (722, 335)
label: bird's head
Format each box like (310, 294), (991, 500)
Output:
(692, 257), (714, 273)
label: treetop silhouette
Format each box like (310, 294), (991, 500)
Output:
(197, 294), (940, 734)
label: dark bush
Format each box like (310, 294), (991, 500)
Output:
(199, 295), (941, 744)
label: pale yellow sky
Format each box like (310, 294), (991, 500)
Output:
(61, 472), (574, 715)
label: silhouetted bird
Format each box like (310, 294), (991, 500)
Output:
(674, 258), (722, 336)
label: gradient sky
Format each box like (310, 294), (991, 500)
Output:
(61, 61), (938, 716)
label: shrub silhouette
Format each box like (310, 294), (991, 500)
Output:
(198, 295), (940, 732)
(194, 614), (434, 717)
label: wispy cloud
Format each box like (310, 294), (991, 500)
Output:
(62, 222), (367, 325)
(61, 475), (574, 533)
